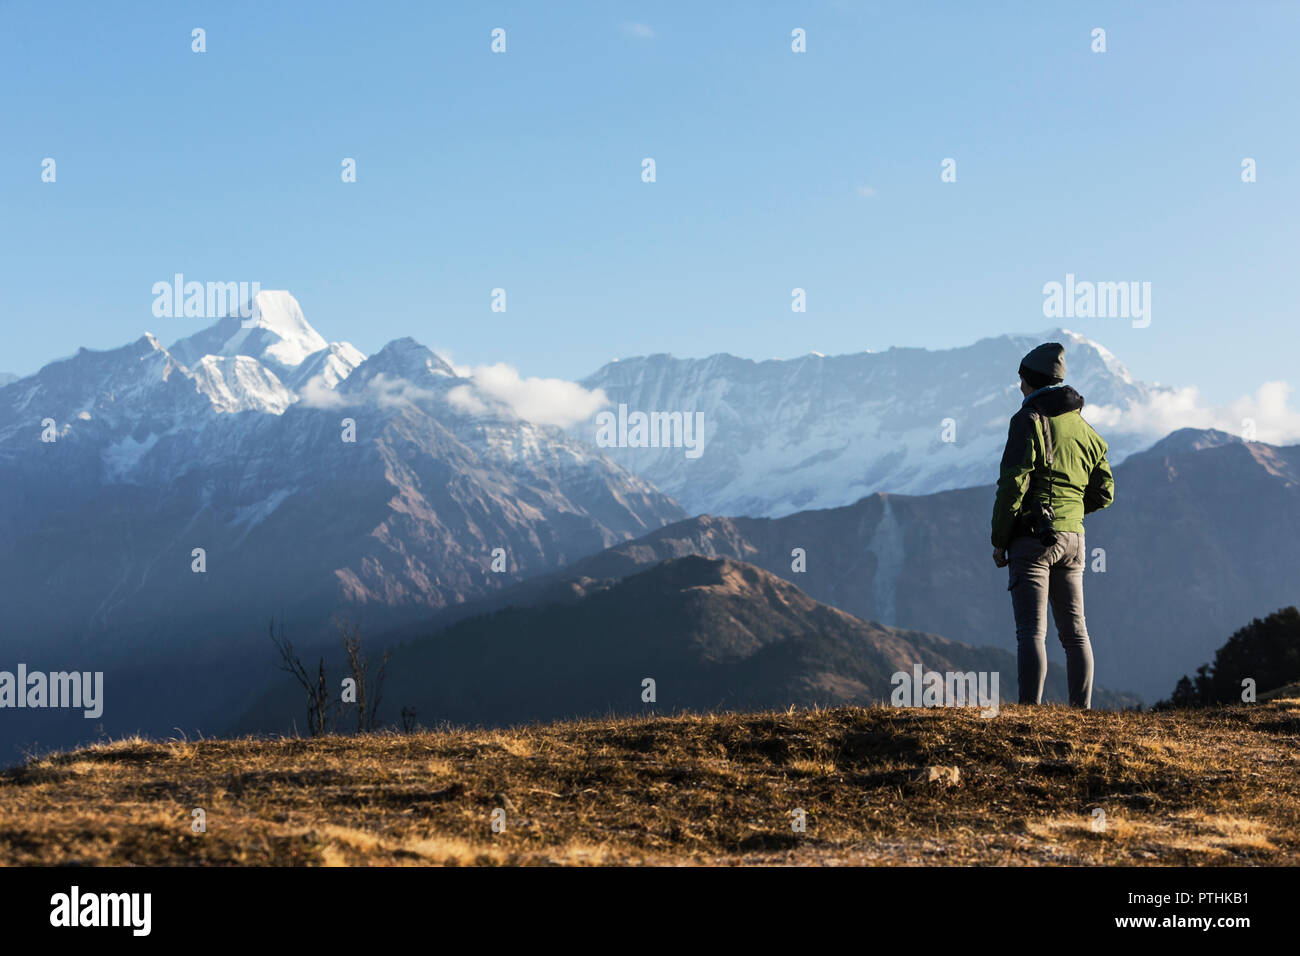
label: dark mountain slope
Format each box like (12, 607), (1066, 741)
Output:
(404, 429), (1300, 702)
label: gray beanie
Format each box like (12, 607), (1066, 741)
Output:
(1019, 342), (1066, 389)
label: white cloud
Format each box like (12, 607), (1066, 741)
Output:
(856, 185), (878, 199)
(448, 363), (609, 428)
(622, 22), (655, 39)
(298, 372), (436, 411)
(297, 375), (347, 409)
(300, 353), (606, 428)
(365, 373), (438, 409)
(1085, 380), (1300, 446)
(445, 385), (491, 418)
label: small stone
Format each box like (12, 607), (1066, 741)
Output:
(911, 765), (960, 789)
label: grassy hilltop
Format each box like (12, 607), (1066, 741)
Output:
(3, 700), (1298, 866)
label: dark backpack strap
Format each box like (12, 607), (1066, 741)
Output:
(1024, 398), (1055, 467)
(1035, 407), (1054, 467)
(1025, 402), (1057, 543)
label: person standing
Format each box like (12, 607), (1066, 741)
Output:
(991, 343), (1115, 708)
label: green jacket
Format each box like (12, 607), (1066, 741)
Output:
(991, 384), (1115, 549)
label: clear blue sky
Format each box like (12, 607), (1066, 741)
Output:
(2, 1), (1296, 403)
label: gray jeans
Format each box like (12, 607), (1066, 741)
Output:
(1007, 531), (1093, 708)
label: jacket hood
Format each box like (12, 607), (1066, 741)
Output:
(1024, 384), (1085, 416)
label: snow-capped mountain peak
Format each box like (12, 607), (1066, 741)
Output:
(342, 337), (458, 392)
(158, 291), (364, 413)
(241, 290), (328, 367)
(169, 290), (331, 373)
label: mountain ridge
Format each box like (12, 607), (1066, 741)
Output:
(408, 427), (1300, 702)
(0, 294), (685, 758)
(574, 327), (1170, 517)
(241, 554), (1131, 734)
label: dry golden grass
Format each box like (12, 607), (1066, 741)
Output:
(2, 701), (1298, 866)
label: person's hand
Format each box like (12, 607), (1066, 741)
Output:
(992, 548), (1008, 568)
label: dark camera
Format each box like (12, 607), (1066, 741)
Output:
(1025, 499), (1057, 544)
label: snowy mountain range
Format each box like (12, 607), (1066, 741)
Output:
(575, 331), (1165, 517)
(0, 291), (1218, 752)
(0, 292), (683, 756)
(0, 292), (1182, 661)
(0, 291), (673, 523)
